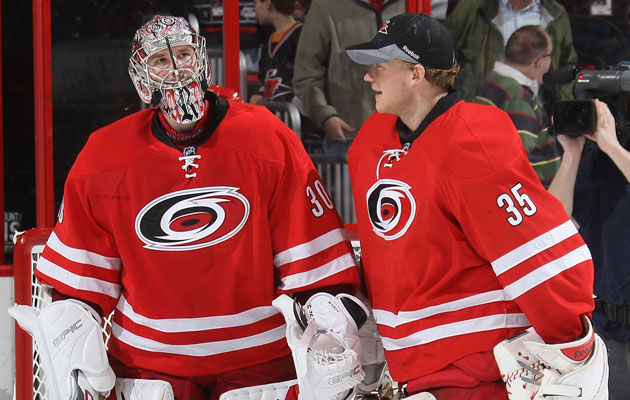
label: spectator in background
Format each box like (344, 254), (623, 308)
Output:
(445, 0), (577, 104)
(250, 0), (321, 138)
(250, 0), (301, 105)
(292, 0), (405, 154)
(473, 25), (561, 188)
(548, 100), (630, 399)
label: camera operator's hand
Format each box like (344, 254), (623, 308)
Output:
(556, 134), (586, 157)
(548, 133), (585, 221)
(587, 99), (619, 155)
(587, 99), (630, 183)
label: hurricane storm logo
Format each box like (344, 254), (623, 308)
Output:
(135, 187), (250, 251)
(366, 179), (416, 240)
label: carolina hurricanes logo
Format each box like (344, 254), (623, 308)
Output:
(378, 22), (389, 34)
(366, 179), (416, 240)
(135, 187), (250, 251)
(264, 77), (282, 99)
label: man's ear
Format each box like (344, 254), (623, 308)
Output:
(411, 64), (426, 82)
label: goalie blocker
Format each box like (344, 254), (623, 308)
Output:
(9, 299), (116, 400)
(494, 316), (609, 400)
(9, 299), (178, 400)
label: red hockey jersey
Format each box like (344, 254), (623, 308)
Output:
(348, 100), (594, 382)
(36, 100), (359, 377)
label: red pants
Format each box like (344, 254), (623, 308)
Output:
(406, 351), (508, 400)
(110, 354), (297, 400)
(413, 381), (507, 400)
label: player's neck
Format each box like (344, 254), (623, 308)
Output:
(399, 90), (447, 132)
(271, 14), (296, 34)
(157, 103), (210, 148)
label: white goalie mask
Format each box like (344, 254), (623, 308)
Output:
(129, 15), (211, 124)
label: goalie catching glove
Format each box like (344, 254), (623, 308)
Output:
(493, 316), (608, 399)
(9, 299), (116, 400)
(272, 293), (369, 400)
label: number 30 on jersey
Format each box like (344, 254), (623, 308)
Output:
(307, 178), (334, 217)
(496, 183), (537, 226)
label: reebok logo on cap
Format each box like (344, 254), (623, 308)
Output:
(345, 13), (455, 70)
(402, 45), (420, 61)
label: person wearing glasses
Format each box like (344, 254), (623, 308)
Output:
(473, 25), (562, 188)
(445, 0), (577, 105)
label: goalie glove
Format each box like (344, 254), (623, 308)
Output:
(9, 299), (116, 400)
(272, 293), (369, 400)
(493, 316), (609, 400)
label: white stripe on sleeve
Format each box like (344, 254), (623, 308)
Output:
(503, 244), (592, 299)
(491, 220), (578, 276)
(278, 253), (356, 290)
(273, 228), (348, 267)
(36, 256), (121, 299)
(46, 232), (122, 271)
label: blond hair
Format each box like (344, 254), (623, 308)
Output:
(405, 60), (460, 91)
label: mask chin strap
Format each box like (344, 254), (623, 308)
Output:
(150, 90), (162, 107)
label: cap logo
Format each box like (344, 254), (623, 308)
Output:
(378, 22), (389, 34)
(402, 45), (420, 61)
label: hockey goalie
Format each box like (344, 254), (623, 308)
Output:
(9, 12), (364, 400)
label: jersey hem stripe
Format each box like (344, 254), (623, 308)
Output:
(111, 322), (286, 356)
(381, 313), (530, 351)
(373, 289), (510, 328)
(117, 295), (281, 332)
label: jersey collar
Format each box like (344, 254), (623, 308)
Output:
(397, 91), (461, 147)
(151, 91), (229, 151)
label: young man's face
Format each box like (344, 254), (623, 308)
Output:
(253, 0), (272, 25)
(147, 44), (196, 84)
(364, 60), (414, 115)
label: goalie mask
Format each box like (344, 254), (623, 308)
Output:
(129, 15), (210, 124)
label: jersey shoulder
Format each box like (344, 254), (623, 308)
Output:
(218, 101), (308, 165)
(422, 101), (526, 180)
(349, 112), (399, 168)
(72, 108), (155, 174)
(353, 112), (398, 147)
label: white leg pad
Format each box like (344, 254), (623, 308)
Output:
(218, 379), (298, 400)
(113, 378), (174, 400)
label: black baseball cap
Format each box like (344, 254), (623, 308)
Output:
(346, 13), (455, 70)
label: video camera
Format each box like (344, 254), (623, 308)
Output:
(550, 62), (630, 145)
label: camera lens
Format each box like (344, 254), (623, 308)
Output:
(566, 104), (592, 131)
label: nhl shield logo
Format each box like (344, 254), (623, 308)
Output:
(135, 187), (250, 251)
(366, 179), (416, 240)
